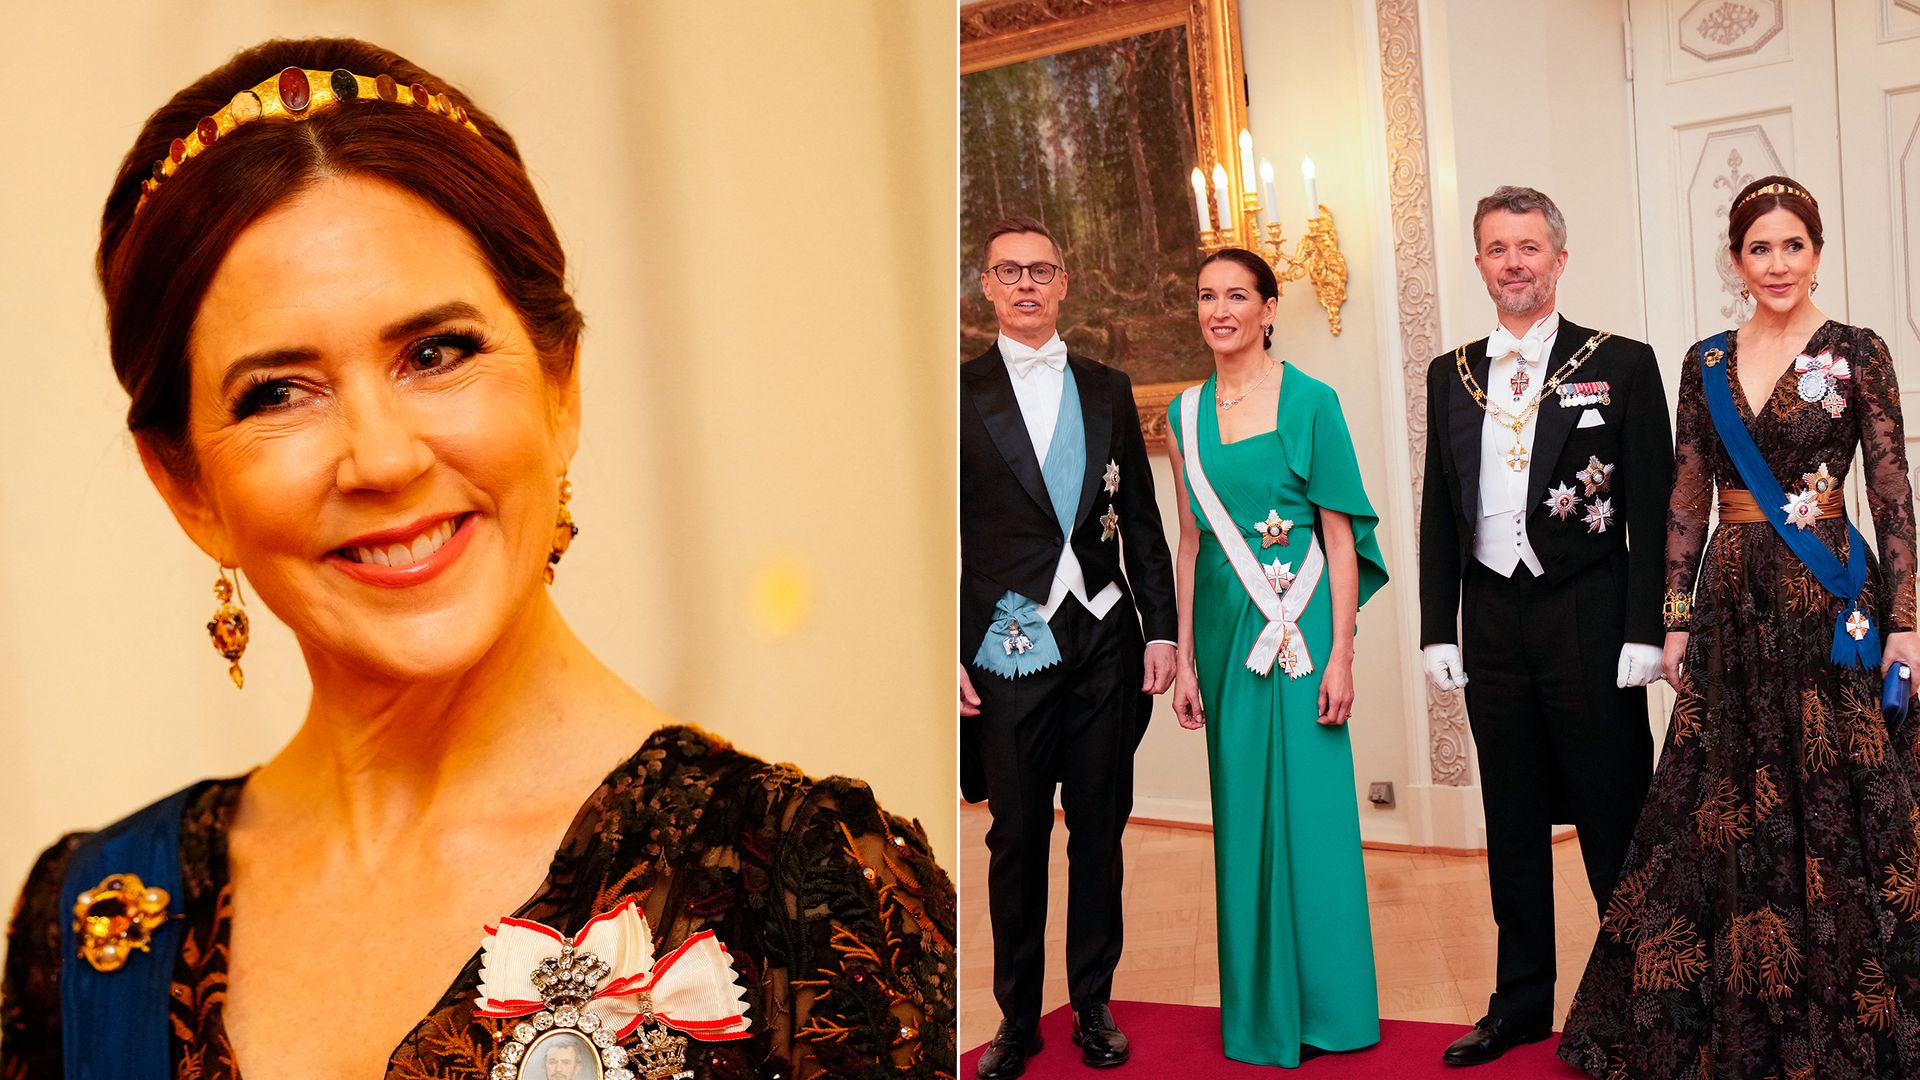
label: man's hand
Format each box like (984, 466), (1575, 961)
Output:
(1142, 642), (1176, 694)
(1422, 644), (1468, 691)
(959, 662), (982, 717)
(1616, 643), (1663, 688)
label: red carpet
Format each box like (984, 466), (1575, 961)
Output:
(960, 1001), (1589, 1078)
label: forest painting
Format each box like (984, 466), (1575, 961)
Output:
(961, 25), (1209, 392)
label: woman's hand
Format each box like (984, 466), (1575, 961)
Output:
(1882, 630), (1920, 695)
(1318, 647), (1354, 726)
(1173, 666), (1205, 729)
(1662, 631), (1689, 687)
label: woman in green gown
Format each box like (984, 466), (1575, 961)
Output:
(1165, 248), (1390, 1067)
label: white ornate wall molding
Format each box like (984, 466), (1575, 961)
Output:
(1374, 0), (1470, 788)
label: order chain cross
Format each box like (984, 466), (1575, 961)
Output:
(1454, 331), (1612, 472)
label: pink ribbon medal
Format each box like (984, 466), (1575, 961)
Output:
(477, 899), (750, 1080)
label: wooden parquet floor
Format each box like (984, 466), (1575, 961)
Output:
(958, 802), (1602, 1051)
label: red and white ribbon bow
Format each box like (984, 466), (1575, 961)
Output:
(476, 899), (751, 1041)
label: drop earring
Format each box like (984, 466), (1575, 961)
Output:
(1740, 284), (1751, 302)
(1811, 275), (1819, 294)
(545, 475), (579, 584)
(207, 566), (249, 688)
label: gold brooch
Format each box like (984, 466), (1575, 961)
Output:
(1703, 347), (1724, 368)
(72, 873), (171, 972)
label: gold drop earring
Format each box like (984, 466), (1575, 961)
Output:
(1740, 284), (1751, 302)
(207, 566), (250, 688)
(545, 475), (579, 584)
(1811, 275), (1820, 294)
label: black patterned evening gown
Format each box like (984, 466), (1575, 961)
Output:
(1559, 322), (1920, 1079)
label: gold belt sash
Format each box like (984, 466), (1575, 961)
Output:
(1718, 487), (1843, 524)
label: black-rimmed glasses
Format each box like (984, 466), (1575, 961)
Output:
(988, 261), (1061, 285)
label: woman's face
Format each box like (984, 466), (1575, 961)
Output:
(156, 175), (579, 682)
(1196, 260), (1276, 357)
(1736, 206), (1821, 316)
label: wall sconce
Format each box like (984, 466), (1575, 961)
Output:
(1190, 131), (1349, 335)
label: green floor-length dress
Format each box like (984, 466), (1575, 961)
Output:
(1169, 367), (1389, 1067)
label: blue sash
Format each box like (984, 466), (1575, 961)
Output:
(1698, 330), (1879, 668)
(974, 365), (1084, 678)
(58, 786), (195, 1080)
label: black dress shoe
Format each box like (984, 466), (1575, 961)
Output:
(1071, 1003), (1130, 1067)
(1441, 1015), (1551, 1066)
(976, 1020), (1043, 1080)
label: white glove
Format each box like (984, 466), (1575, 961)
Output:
(1422, 644), (1468, 691)
(1617, 643), (1663, 688)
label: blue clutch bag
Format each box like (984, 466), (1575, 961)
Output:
(1885, 664), (1913, 726)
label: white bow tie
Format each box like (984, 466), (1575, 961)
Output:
(1006, 339), (1068, 379)
(1488, 325), (1545, 365)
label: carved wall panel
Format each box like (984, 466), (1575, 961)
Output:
(1375, 0), (1470, 787)
(1897, 91), (1920, 381)
(1679, 118), (1790, 341)
(1668, 0), (1790, 81)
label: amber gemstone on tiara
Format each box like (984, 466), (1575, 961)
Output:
(230, 89), (262, 122)
(330, 68), (358, 101)
(168, 138), (186, 164)
(410, 82), (429, 106)
(453, 104), (468, 124)
(278, 67), (310, 112)
(435, 92), (452, 115)
(150, 159), (165, 181)
(196, 117), (219, 146)
(375, 74), (397, 101)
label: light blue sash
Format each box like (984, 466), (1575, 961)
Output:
(975, 366), (1083, 678)
(1698, 330), (1879, 668)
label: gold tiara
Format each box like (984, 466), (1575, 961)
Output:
(1733, 182), (1814, 211)
(136, 66), (483, 212)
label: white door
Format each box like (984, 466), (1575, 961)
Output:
(1627, 0), (1844, 380)
(1626, 0), (1843, 747)
(1835, 1), (1920, 545)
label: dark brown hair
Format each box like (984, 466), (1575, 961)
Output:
(99, 38), (584, 475)
(1726, 174), (1823, 254)
(981, 215), (1062, 268)
(1197, 247), (1278, 350)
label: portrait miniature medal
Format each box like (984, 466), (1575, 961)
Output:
(1794, 351), (1850, 417)
(477, 899), (750, 1080)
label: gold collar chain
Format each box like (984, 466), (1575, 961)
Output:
(1454, 331), (1612, 471)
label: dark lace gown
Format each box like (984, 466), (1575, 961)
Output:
(1558, 323), (1919, 1078)
(1, 725), (955, 1079)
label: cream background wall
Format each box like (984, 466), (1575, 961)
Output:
(0, 0), (956, 953)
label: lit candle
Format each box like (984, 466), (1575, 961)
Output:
(1259, 159), (1277, 226)
(1301, 157), (1319, 214)
(1238, 129), (1256, 195)
(1212, 163), (1232, 231)
(1191, 167), (1211, 235)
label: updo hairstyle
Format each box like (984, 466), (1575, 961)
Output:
(1197, 247), (1280, 351)
(98, 37), (585, 476)
(1726, 174), (1824, 254)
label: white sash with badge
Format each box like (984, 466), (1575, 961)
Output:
(1179, 386), (1325, 678)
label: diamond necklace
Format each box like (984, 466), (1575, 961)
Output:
(1217, 359), (1277, 411)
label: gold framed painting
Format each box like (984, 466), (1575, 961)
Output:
(960, 0), (1248, 439)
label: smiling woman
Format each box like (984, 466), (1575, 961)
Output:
(0, 38), (953, 1080)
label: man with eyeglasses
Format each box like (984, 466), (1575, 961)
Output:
(961, 215), (1177, 1077)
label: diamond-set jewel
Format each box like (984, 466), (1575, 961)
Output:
(578, 1011), (602, 1033)
(490, 1065), (514, 1080)
(606, 1069), (635, 1080)
(554, 1006), (579, 1027)
(533, 1011), (555, 1030)
(604, 1046), (629, 1067)
(594, 1029), (618, 1048)
(501, 1042), (524, 1064)
(514, 1022), (537, 1043)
